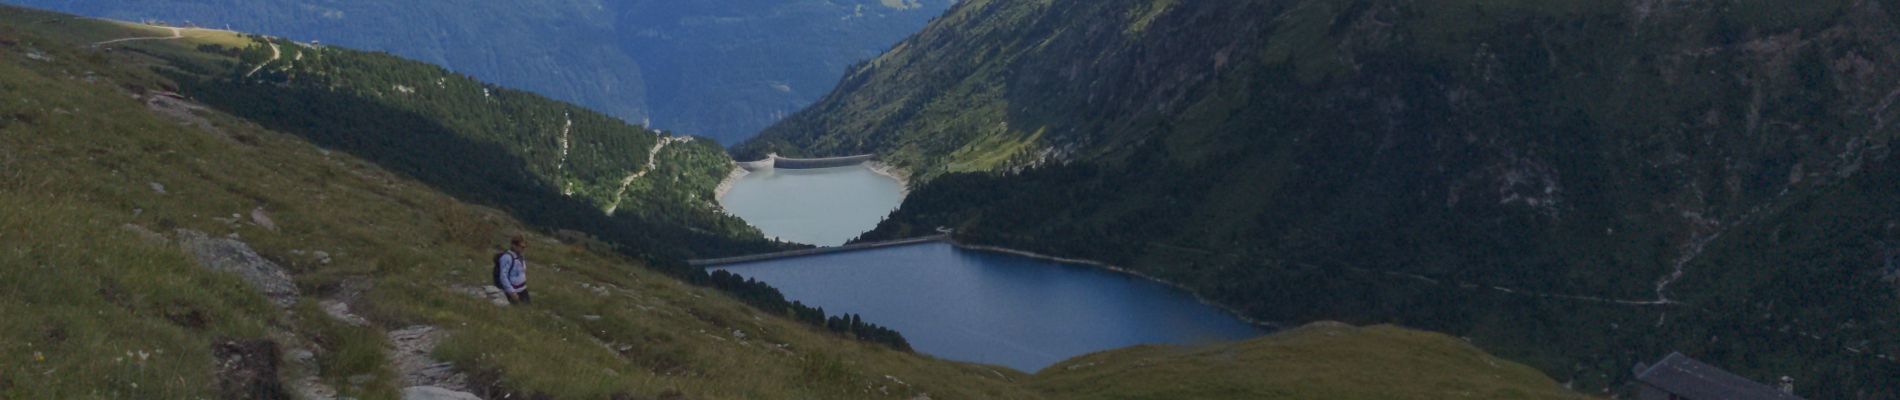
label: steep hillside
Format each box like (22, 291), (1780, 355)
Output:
(744, 0), (1900, 397)
(0, 7), (1586, 400)
(5, 0), (958, 143)
(8, 6), (781, 262)
(0, 11), (1032, 399)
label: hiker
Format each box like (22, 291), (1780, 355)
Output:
(495, 236), (530, 304)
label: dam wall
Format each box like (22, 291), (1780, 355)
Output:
(736, 153), (876, 171)
(688, 234), (949, 267)
(773, 154), (874, 169)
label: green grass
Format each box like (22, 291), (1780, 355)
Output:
(0, 194), (274, 399)
(946, 126), (1042, 173)
(1028, 323), (1590, 400)
(1125, 0), (1179, 35)
(290, 302), (398, 399)
(0, 10), (1038, 398)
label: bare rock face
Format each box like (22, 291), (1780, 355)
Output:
(176, 229), (299, 307)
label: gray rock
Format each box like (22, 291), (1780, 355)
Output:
(148, 181), (166, 194)
(321, 300), (370, 327)
(389, 326), (470, 391)
(289, 349), (316, 364)
(401, 386), (481, 400)
(175, 229), (299, 307)
(250, 207), (278, 231)
(480, 286), (508, 306)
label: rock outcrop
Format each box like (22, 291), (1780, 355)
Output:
(176, 229), (299, 307)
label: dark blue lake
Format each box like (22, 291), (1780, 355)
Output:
(714, 241), (1266, 372)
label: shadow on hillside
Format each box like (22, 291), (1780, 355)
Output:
(167, 74), (773, 272)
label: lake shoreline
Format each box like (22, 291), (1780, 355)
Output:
(712, 163), (749, 202)
(863, 160), (911, 197)
(949, 240), (1283, 331)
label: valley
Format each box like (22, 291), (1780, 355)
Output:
(743, 0), (1900, 397)
(10, 0), (1890, 397)
(0, 5), (1590, 399)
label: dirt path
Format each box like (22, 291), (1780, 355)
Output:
(604, 136), (692, 215)
(387, 326), (472, 392)
(245, 41), (281, 78)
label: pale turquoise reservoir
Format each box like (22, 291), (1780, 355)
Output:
(718, 165), (903, 246)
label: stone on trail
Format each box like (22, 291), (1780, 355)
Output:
(458, 285), (510, 306)
(320, 300), (371, 327)
(402, 386), (482, 400)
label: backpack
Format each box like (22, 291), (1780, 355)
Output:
(492, 251), (510, 290)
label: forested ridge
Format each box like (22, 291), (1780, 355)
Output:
(753, 0), (1900, 396)
(173, 35), (764, 261)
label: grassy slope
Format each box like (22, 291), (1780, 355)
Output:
(1029, 323), (1589, 400)
(0, 7), (1585, 400)
(0, 10), (1034, 399)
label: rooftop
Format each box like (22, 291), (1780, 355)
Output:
(1636, 352), (1804, 400)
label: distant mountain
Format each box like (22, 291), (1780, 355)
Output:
(743, 0), (1900, 397)
(3, 0), (955, 143)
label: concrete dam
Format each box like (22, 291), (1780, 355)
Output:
(738, 153), (875, 170)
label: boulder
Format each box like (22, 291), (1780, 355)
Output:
(251, 207), (278, 231)
(175, 229), (298, 307)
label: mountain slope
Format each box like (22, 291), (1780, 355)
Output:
(0, 7), (1585, 399)
(5, 0), (958, 143)
(0, 10), (1032, 398)
(82, 16), (777, 262)
(744, 0), (1900, 397)
(1029, 323), (1588, 400)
